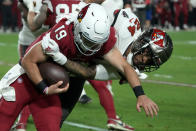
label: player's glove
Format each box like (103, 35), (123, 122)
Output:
(57, 1), (87, 25)
(28, 0), (42, 13)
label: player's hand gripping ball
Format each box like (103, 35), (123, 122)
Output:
(38, 61), (69, 88)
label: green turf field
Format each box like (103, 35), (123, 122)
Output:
(0, 30), (196, 131)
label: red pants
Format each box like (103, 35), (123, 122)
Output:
(88, 80), (117, 119)
(173, 0), (188, 26)
(0, 74), (62, 131)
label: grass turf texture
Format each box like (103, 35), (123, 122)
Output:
(0, 30), (196, 131)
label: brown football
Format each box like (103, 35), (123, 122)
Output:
(38, 61), (69, 88)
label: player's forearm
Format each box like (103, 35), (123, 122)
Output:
(123, 64), (141, 88)
(21, 43), (48, 85)
(27, 5), (47, 31)
(64, 60), (96, 79)
(21, 59), (43, 84)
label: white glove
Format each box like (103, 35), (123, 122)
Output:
(28, 0), (42, 13)
(42, 33), (67, 65)
(135, 68), (148, 80)
(65, 12), (79, 25)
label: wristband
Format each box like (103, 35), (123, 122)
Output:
(43, 87), (49, 95)
(35, 80), (48, 94)
(132, 86), (145, 98)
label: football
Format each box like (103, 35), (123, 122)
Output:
(38, 61), (69, 88)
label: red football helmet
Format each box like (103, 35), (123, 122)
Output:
(131, 28), (173, 72)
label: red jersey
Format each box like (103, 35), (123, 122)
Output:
(27, 18), (116, 62)
(46, 0), (81, 27)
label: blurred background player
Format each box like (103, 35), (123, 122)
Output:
(0, 0), (14, 32)
(172, 0), (189, 31)
(188, 0), (196, 29)
(129, 0), (147, 30)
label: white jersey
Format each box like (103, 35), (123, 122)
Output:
(114, 8), (141, 55)
(94, 9), (142, 80)
(18, 19), (36, 46)
(102, 0), (123, 24)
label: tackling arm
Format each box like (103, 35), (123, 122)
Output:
(103, 47), (159, 117)
(103, 47), (141, 88)
(63, 60), (96, 79)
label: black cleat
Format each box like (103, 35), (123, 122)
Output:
(78, 95), (92, 104)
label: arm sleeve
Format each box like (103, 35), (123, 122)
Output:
(41, 33), (67, 65)
(94, 64), (121, 80)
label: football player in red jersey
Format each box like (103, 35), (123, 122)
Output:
(15, 0), (105, 130)
(26, 1), (135, 131)
(0, 4), (151, 130)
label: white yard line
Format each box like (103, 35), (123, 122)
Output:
(173, 55), (196, 60)
(0, 61), (15, 67)
(0, 42), (6, 46)
(174, 40), (196, 45)
(0, 42), (17, 47)
(64, 121), (108, 131)
(142, 79), (196, 88)
(153, 74), (173, 79)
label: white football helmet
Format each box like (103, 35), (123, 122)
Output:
(74, 3), (110, 56)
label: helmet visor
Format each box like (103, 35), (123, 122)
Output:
(133, 46), (160, 72)
(80, 32), (102, 51)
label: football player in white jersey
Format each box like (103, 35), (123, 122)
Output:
(90, 8), (173, 81)
(49, 7), (172, 130)
(68, 8), (173, 131)
(17, 0), (49, 58)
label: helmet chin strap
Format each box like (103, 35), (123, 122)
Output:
(75, 41), (97, 56)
